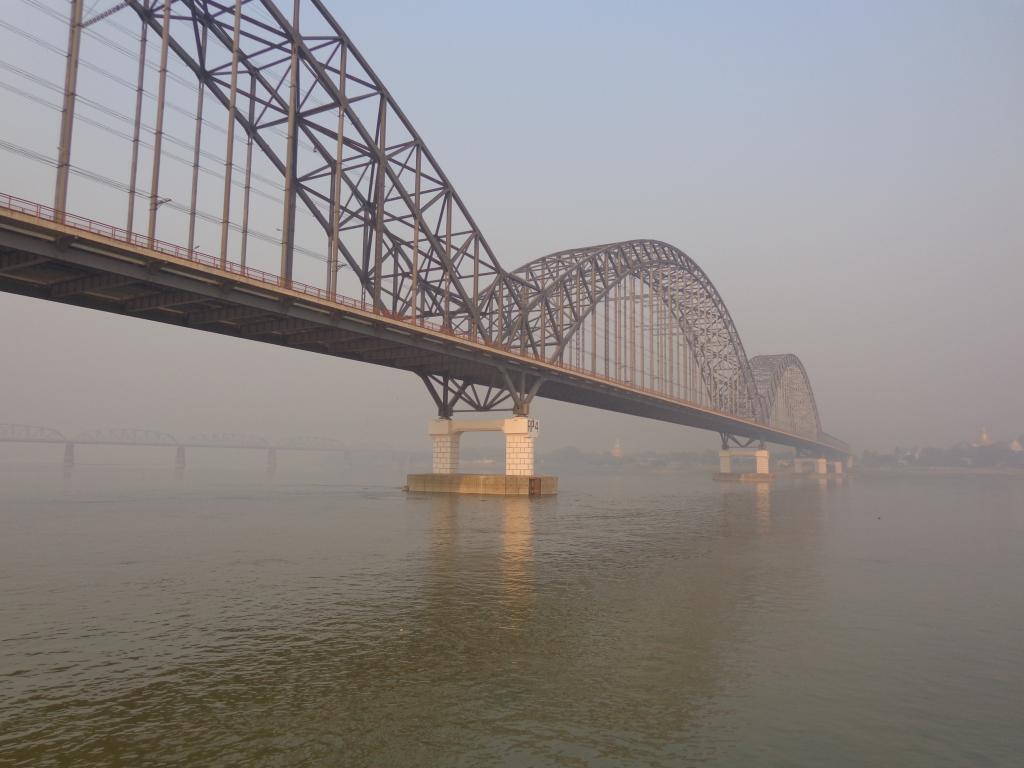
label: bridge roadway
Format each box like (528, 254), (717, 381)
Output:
(0, 195), (848, 460)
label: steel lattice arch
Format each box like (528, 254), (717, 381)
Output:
(0, 0), (848, 457)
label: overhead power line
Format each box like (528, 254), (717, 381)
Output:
(0, 139), (334, 266)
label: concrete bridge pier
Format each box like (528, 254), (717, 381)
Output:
(174, 445), (186, 480)
(830, 460), (844, 475)
(411, 416), (555, 495)
(429, 416), (539, 476)
(715, 448), (772, 482)
(63, 441), (75, 467)
(502, 417), (539, 477)
(794, 457), (828, 475)
(429, 418), (462, 475)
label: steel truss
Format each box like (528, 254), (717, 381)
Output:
(720, 433), (765, 450)
(421, 371), (545, 418)
(114, 0), (529, 341)
(491, 240), (764, 421)
(33, 0), (837, 447)
(750, 354), (822, 439)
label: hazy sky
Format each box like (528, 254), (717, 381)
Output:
(1, 0), (1022, 455)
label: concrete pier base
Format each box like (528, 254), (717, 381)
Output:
(713, 471), (775, 483)
(419, 416), (554, 495)
(794, 457), (828, 475)
(715, 448), (772, 482)
(407, 473), (557, 496)
(502, 417), (538, 476)
(429, 419), (461, 474)
(429, 416), (540, 475)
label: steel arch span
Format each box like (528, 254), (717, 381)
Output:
(750, 355), (823, 440)
(493, 240), (763, 422)
(0, 0), (848, 458)
(490, 242), (827, 442)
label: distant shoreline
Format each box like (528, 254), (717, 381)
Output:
(857, 465), (1024, 478)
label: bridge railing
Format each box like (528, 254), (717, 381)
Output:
(1, 193), (835, 446)
(0, 192), (469, 336)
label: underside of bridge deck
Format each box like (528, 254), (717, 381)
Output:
(0, 224), (491, 381)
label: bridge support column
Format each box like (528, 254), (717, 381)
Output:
(716, 448), (771, 482)
(503, 416), (538, 476)
(63, 442), (75, 467)
(794, 458), (827, 474)
(719, 451), (731, 474)
(414, 416), (554, 495)
(429, 418), (461, 474)
(831, 460), (844, 475)
(756, 451), (770, 475)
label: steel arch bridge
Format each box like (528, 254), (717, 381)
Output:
(0, 0), (847, 459)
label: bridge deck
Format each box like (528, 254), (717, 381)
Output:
(0, 195), (848, 458)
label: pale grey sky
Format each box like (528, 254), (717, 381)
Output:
(1, 0), (1021, 455)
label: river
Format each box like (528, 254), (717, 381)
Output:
(1, 461), (1022, 766)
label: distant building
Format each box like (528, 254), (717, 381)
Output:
(1010, 439), (1023, 453)
(976, 427), (992, 446)
(611, 438), (624, 459)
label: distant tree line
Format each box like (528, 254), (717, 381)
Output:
(861, 436), (1024, 469)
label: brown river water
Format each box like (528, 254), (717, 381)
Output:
(1, 461), (1022, 766)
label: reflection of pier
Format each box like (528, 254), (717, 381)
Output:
(501, 498), (535, 613)
(0, 423), (349, 474)
(755, 483), (772, 532)
(426, 494), (538, 627)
